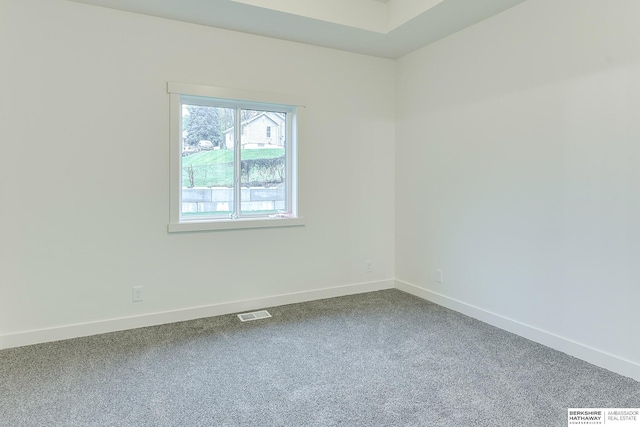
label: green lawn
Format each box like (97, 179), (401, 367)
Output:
(181, 148), (284, 187)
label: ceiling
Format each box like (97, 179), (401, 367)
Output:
(67, 0), (527, 58)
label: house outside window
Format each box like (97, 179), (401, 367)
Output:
(167, 82), (304, 232)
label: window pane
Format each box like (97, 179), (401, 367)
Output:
(180, 104), (235, 218)
(240, 109), (287, 216)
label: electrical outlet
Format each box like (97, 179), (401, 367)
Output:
(435, 269), (443, 283)
(132, 286), (143, 302)
(365, 260), (373, 273)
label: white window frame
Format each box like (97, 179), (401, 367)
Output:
(167, 82), (305, 232)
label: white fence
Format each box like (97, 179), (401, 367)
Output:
(182, 186), (286, 213)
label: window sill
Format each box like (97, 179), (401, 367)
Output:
(168, 216), (305, 233)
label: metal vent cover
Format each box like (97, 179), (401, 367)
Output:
(237, 309), (272, 322)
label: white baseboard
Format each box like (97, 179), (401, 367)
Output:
(395, 279), (640, 382)
(4, 278), (638, 383)
(0, 279), (394, 350)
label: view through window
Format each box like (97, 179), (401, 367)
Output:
(179, 96), (295, 221)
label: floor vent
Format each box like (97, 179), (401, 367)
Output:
(237, 310), (272, 322)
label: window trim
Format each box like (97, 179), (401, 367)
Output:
(167, 82), (306, 232)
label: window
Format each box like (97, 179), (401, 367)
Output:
(168, 83), (304, 232)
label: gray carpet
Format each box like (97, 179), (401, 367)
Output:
(1, 289), (638, 426)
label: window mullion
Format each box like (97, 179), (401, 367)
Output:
(286, 112), (293, 214)
(233, 107), (242, 218)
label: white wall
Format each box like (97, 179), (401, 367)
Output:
(396, 0), (640, 378)
(0, 0), (395, 344)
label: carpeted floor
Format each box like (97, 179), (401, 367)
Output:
(1, 289), (639, 426)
